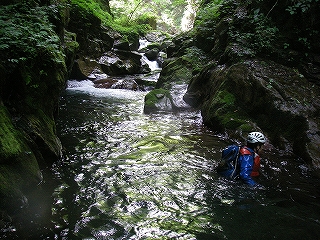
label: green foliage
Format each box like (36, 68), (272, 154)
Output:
(286, 0), (319, 14)
(215, 0), (279, 57)
(71, 0), (151, 39)
(182, 46), (211, 73)
(113, 16), (152, 37)
(0, 3), (65, 79)
(110, 0), (193, 33)
(135, 12), (157, 29)
(71, 0), (113, 24)
(192, 0), (224, 49)
(194, 0), (224, 27)
(227, 7), (278, 57)
(283, 0), (320, 53)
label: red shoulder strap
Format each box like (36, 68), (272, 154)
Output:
(240, 147), (252, 155)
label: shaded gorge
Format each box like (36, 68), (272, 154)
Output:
(1, 1), (320, 239)
(52, 80), (320, 239)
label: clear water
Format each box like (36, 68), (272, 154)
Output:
(0, 77), (299, 239)
(50, 80), (320, 239)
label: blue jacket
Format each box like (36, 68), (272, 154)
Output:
(218, 147), (257, 186)
(238, 147), (256, 186)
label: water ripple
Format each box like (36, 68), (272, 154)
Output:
(54, 82), (320, 239)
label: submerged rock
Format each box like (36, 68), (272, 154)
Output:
(144, 89), (174, 113)
(111, 79), (139, 90)
(93, 78), (118, 88)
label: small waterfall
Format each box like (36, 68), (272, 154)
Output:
(139, 39), (162, 72)
(141, 54), (161, 72)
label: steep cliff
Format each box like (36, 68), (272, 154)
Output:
(0, 0), (149, 216)
(156, 0), (320, 168)
(0, 1), (69, 212)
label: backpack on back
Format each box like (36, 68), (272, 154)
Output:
(217, 145), (240, 179)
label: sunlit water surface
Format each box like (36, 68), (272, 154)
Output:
(52, 80), (320, 239)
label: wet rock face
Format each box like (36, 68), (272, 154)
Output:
(99, 51), (143, 76)
(0, 0), (69, 213)
(93, 78), (139, 91)
(70, 50), (150, 80)
(144, 89), (174, 113)
(184, 59), (320, 166)
(145, 49), (159, 61)
(0, 103), (43, 210)
(67, 4), (114, 58)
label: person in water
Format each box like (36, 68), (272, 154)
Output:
(218, 131), (266, 187)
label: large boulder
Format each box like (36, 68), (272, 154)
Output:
(145, 48), (159, 61)
(113, 38), (140, 52)
(144, 88), (174, 113)
(70, 50), (149, 79)
(143, 44), (211, 113)
(99, 50), (144, 76)
(156, 57), (193, 90)
(93, 77), (139, 90)
(70, 57), (102, 80)
(184, 59), (320, 167)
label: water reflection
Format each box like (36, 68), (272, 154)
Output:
(55, 81), (320, 239)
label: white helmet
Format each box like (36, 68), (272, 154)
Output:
(247, 132), (266, 144)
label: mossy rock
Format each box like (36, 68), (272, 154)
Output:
(17, 109), (62, 165)
(147, 42), (161, 50)
(201, 89), (249, 130)
(0, 104), (42, 211)
(156, 58), (193, 90)
(144, 88), (173, 113)
(185, 58), (320, 166)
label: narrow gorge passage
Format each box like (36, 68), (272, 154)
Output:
(53, 79), (320, 239)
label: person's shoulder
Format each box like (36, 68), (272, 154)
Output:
(240, 146), (253, 155)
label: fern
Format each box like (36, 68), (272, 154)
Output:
(0, 3), (64, 67)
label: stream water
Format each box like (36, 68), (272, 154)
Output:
(3, 77), (320, 240)
(48, 78), (320, 239)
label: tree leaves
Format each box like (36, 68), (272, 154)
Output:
(0, 4), (63, 66)
(110, 0), (201, 33)
(286, 0), (319, 15)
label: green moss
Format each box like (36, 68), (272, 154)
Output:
(135, 12), (157, 30)
(157, 57), (193, 89)
(71, 0), (113, 24)
(0, 166), (21, 195)
(203, 89), (248, 130)
(71, 0), (150, 40)
(144, 88), (172, 113)
(0, 104), (41, 209)
(147, 42), (162, 50)
(217, 111), (247, 129)
(17, 109), (62, 160)
(238, 123), (254, 132)
(144, 89), (171, 107)
(0, 105), (23, 159)
(0, 105), (40, 171)
(209, 90), (236, 109)
(219, 90), (235, 105)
